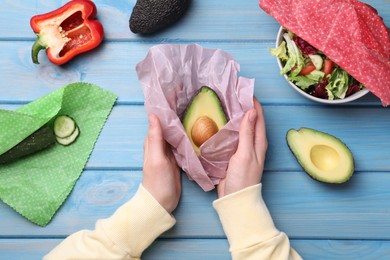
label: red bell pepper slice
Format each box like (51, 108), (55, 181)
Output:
(30, 0), (104, 65)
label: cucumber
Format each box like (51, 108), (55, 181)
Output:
(0, 115), (80, 163)
(309, 54), (323, 70)
(54, 115), (76, 138)
(56, 126), (80, 146)
(54, 115), (80, 146)
(0, 125), (56, 164)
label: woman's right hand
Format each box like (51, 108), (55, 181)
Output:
(217, 98), (268, 198)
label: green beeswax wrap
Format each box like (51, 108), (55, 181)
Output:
(0, 82), (117, 226)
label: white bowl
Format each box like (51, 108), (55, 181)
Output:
(275, 26), (369, 104)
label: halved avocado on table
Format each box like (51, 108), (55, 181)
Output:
(286, 127), (354, 183)
(183, 86), (228, 156)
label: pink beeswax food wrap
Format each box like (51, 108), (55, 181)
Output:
(136, 44), (254, 191)
(260, 0), (390, 106)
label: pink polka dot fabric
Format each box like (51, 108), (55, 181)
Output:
(260, 0), (390, 106)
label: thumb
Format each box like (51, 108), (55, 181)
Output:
(236, 108), (257, 155)
(146, 113), (166, 158)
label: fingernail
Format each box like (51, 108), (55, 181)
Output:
(249, 109), (257, 123)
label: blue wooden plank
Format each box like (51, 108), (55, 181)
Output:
(1, 238), (390, 260)
(0, 0), (388, 41)
(0, 0), (282, 41)
(0, 170), (389, 239)
(0, 41), (382, 105)
(292, 240), (390, 260)
(263, 106), (390, 172)
(0, 105), (388, 171)
(262, 171), (390, 240)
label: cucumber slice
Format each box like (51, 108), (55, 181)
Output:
(309, 54), (323, 70)
(54, 115), (76, 138)
(56, 126), (80, 146)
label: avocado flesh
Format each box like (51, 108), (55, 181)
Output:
(286, 128), (354, 183)
(183, 86), (227, 156)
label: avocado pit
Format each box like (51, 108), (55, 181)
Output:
(191, 116), (218, 147)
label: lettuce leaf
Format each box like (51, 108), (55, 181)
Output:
(280, 33), (304, 76)
(306, 70), (325, 81)
(270, 41), (288, 61)
(289, 70), (325, 90)
(288, 75), (317, 90)
(326, 67), (350, 99)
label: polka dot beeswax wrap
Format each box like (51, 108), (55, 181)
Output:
(259, 0), (390, 106)
(0, 83), (117, 226)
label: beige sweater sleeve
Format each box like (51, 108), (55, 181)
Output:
(44, 184), (176, 260)
(213, 184), (302, 260)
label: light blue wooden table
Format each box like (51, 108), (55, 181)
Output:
(0, 0), (389, 259)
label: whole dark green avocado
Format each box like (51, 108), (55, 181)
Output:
(129, 0), (190, 34)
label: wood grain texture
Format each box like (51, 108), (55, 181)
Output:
(0, 41), (382, 105)
(0, 0), (388, 40)
(1, 105), (389, 171)
(0, 170), (389, 240)
(1, 238), (390, 260)
(0, 0), (389, 259)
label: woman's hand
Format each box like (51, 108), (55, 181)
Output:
(142, 113), (181, 213)
(217, 98), (268, 198)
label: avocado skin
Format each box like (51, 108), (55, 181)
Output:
(129, 0), (190, 34)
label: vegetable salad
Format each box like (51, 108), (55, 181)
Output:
(271, 30), (364, 100)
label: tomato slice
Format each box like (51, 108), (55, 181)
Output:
(322, 59), (335, 75)
(298, 62), (316, 75)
